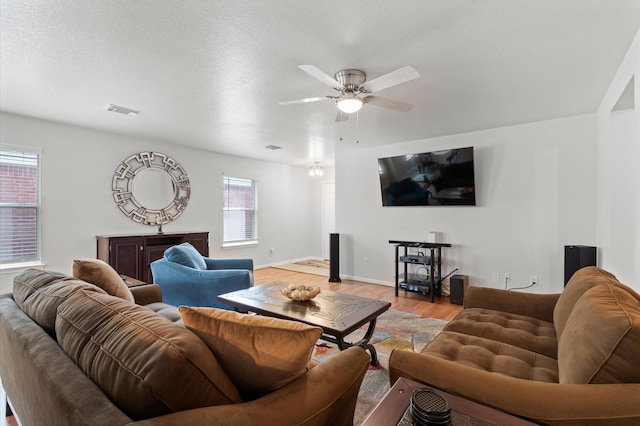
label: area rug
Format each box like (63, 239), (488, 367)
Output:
(312, 310), (447, 425)
(273, 259), (330, 277)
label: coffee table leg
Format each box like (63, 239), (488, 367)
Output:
(332, 318), (380, 366)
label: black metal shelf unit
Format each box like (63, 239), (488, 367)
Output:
(389, 240), (452, 303)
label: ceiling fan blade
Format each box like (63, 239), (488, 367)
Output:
(279, 96), (331, 105)
(335, 111), (350, 122)
(362, 66), (420, 93)
(298, 65), (344, 89)
(365, 96), (415, 112)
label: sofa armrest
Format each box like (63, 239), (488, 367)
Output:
(132, 346), (370, 426)
(389, 350), (640, 425)
(130, 284), (163, 306)
(464, 286), (560, 323)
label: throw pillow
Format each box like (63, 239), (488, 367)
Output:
(72, 259), (135, 303)
(164, 242), (207, 270)
(180, 306), (323, 400)
(56, 291), (242, 420)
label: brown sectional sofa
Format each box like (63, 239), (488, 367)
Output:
(389, 266), (640, 425)
(0, 268), (370, 426)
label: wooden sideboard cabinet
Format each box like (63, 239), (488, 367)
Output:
(96, 231), (209, 283)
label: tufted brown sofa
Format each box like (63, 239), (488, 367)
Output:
(389, 266), (640, 425)
(0, 268), (370, 426)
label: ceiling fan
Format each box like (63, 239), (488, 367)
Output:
(279, 65), (420, 121)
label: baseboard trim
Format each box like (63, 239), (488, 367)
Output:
(339, 274), (394, 287)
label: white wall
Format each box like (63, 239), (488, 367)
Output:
(0, 112), (324, 293)
(597, 29), (640, 290)
(336, 114), (598, 294)
(5, 29), (638, 297)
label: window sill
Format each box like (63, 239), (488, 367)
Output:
(0, 261), (45, 272)
(222, 240), (259, 250)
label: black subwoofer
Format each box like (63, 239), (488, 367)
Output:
(329, 233), (341, 282)
(564, 245), (597, 285)
(450, 274), (468, 305)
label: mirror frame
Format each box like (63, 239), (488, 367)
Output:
(112, 151), (190, 225)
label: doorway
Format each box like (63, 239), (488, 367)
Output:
(322, 181), (335, 260)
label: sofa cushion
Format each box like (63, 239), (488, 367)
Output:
(422, 331), (558, 383)
(144, 302), (183, 324)
(444, 308), (557, 358)
(12, 268), (106, 335)
(558, 282), (640, 384)
(72, 259), (135, 302)
(55, 291), (242, 420)
(553, 266), (618, 338)
(180, 306), (323, 400)
(164, 242), (207, 270)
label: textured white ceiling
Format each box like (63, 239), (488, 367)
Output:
(1, 1), (639, 167)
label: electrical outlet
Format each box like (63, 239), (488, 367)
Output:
(529, 275), (538, 286)
(363, 257), (369, 266)
(492, 273), (500, 283)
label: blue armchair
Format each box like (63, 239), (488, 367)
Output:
(150, 243), (253, 310)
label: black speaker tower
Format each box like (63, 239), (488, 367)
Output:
(564, 245), (596, 285)
(329, 233), (341, 282)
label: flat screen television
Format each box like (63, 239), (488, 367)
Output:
(378, 147), (476, 206)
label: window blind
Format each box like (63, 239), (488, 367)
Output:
(0, 149), (41, 263)
(223, 176), (257, 244)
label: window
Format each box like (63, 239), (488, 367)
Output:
(223, 176), (257, 246)
(0, 147), (41, 265)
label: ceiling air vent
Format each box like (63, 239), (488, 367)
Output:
(104, 104), (140, 116)
(265, 145), (283, 150)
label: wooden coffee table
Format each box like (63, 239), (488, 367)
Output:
(217, 282), (391, 365)
(362, 377), (539, 425)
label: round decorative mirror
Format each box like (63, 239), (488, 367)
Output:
(112, 152), (190, 225)
(132, 168), (175, 209)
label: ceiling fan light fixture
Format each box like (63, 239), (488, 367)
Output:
(309, 162), (324, 177)
(337, 96), (363, 114)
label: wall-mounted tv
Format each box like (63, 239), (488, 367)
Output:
(378, 147), (476, 206)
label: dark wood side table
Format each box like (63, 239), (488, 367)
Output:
(121, 275), (147, 288)
(361, 377), (538, 426)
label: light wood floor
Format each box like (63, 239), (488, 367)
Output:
(3, 267), (462, 425)
(255, 267), (463, 321)
(2, 412), (16, 426)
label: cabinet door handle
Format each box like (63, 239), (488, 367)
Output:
(140, 246), (144, 251)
